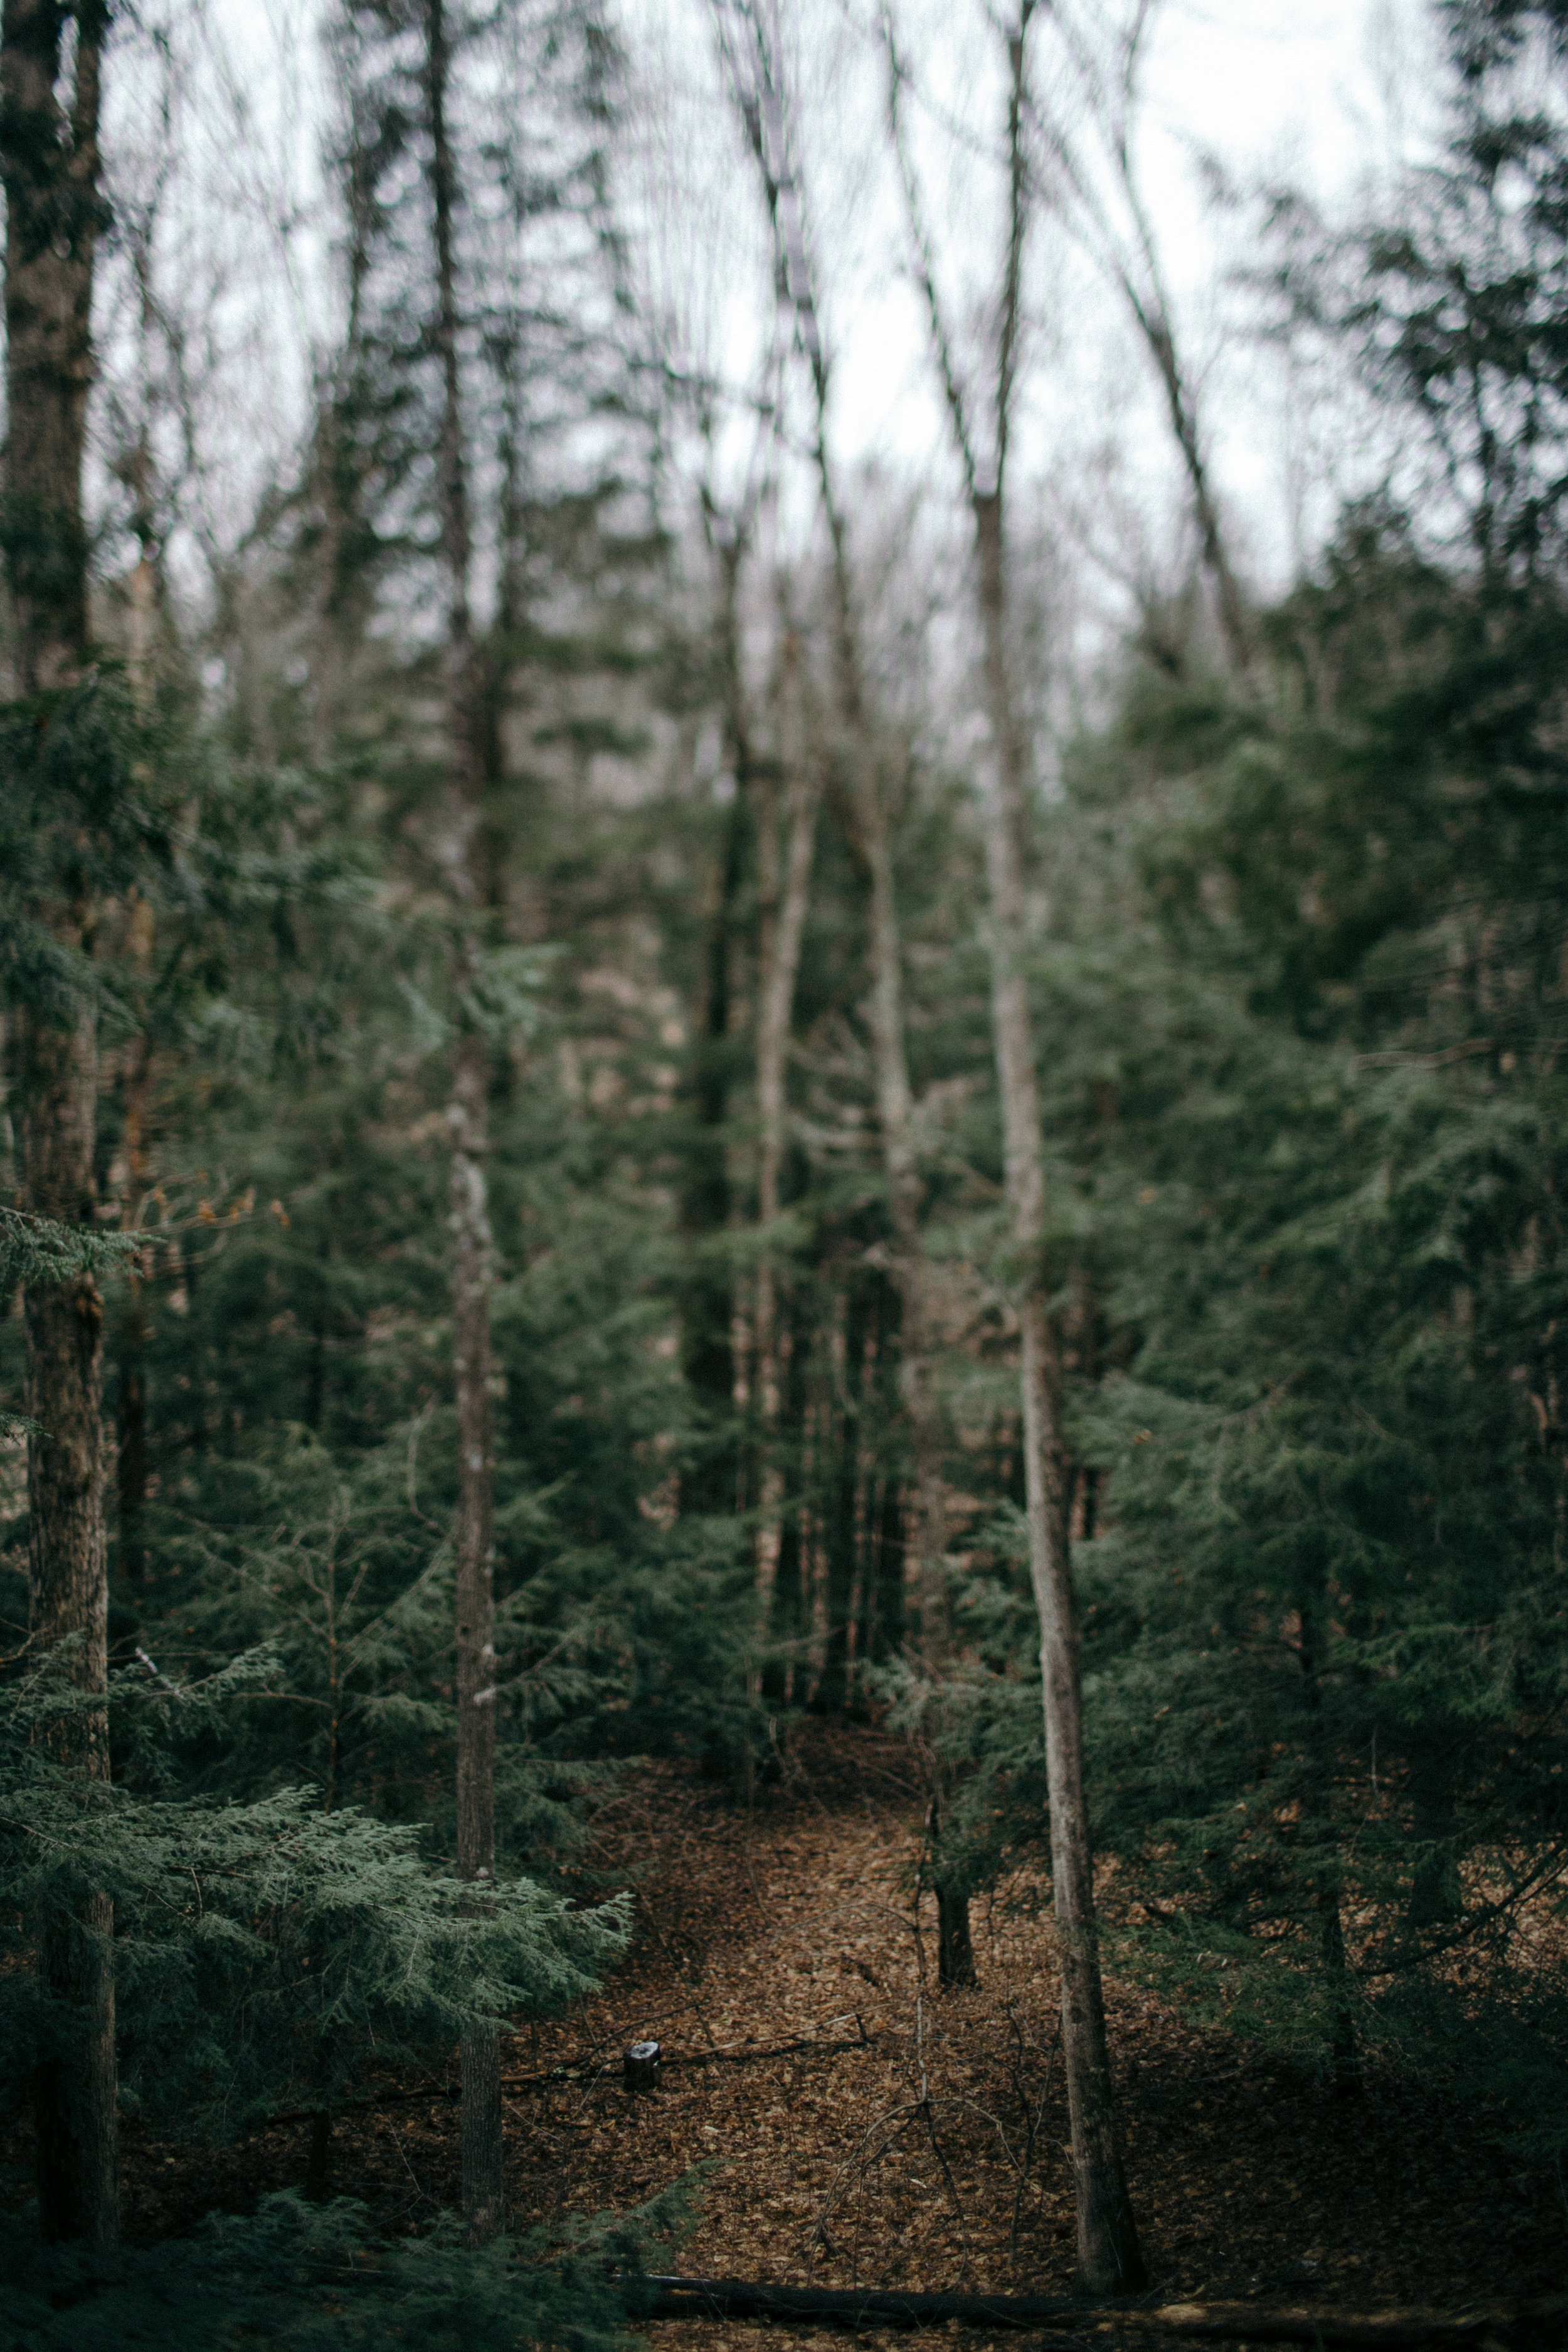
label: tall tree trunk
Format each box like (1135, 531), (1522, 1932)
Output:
(4, 0), (118, 2249)
(450, 1021), (501, 2228)
(864, 1278), (907, 1666)
(115, 597), (158, 1589)
(679, 780), (746, 1511)
(819, 1274), (869, 1713)
(763, 1305), (811, 1705)
(424, 0), (502, 2248)
(680, 530), (755, 1517)
(1297, 1584), (1361, 2097)
(973, 487), (1144, 2290)
(115, 1029), (154, 1584)
(752, 659), (822, 1688)
(21, 1003), (117, 2247)
(844, 688), (973, 1981)
(874, 1468), (905, 1661)
(719, 0), (950, 1663)
(803, 161), (960, 1929)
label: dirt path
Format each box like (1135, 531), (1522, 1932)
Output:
(99, 1722), (1566, 2327)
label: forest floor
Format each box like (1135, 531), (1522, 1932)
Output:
(22, 1721), (1568, 2337)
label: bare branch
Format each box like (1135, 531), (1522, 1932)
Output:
(879, 4), (980, 502)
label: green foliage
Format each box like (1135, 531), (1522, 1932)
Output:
(0, 1658), (630, 2138)
(13, 0), (1568, 2269)
(0, 1210), (139, 1433)
(0, 1209), (139, 1292)
(0, 672), (184, 1027)
(0, 2178), (699, 2351)
(906, 24), (1568, 2146)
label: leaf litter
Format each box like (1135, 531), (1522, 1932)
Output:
(33, 1720), (1568, 2341)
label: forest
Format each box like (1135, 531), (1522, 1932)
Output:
(3, 0), (1567, 2340)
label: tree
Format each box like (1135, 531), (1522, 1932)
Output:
(3, 0), (120, 2247)
(413, 0), (507, 2246)
(713, 0), (974, 1967)
(1025, 0), (1254, 680)
(885, 0), (1145, 2290)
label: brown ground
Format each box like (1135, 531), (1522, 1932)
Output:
(17, 1722), (1568, 2335)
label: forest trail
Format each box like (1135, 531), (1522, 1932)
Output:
(97, 1721), (1565, 2330)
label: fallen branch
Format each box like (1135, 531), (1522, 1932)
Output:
(1146, 2298), (1568, 2349)
(645, 2277), (1102, 2332)
(642, 2279), (1568, 2346)
(257, 2025), (883, 2130)
(659, 2023), (879, 2070)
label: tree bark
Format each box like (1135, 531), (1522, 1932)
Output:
(2, 0), (105, 692)
(1024, 19), (1254, 683)
(973, 485), (1143, 2291)
(752, 655), (822, 1685)
(723, 0), (950, 1666)
(647, 2277), (1566, 2344)
(847, 715), (948, 1663)
(818, 1276), (870, 1712)
(762, 1305), (810, 1705)
(886, 0), (1137, 2153)
(1296, 1586), (1361, 2098)
(23, 1007), (117, 2246)
(424, 0), (502, 2248)
(4, 0), (117, 2250)
(1144, 314), (1253, 682)
(114, 1043), (151, 1586)
(680, 532), (753, 1517)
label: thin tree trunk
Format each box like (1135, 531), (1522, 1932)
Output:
(424, 0), (502, 2247)
(115, 631), (157, 1588)
(874, 1467), (906, 1663)
(973, 487), (1144, 2289)
(681, 528), (756, 1517)
(115, 1030), (153, 1585)
(1297, 1587), (1361, 2097)
(887, 0), (1142, 2266)
(763, 1308), (810, 1705)
(757, 15), (961, 1900)
(679, 781), (746, 1510)
(819, 1275), (869, 1712)
(755, 748), (819, 1367)
(848, 723), (973, 1976)
(307, 48), (378, 765)
(719, 0), (950, 1660)
(854, 758), (948, 1661)
(451, 1024), (501, 2227)
(1103, 83), (1254, 684)
(752, 678), (822, 1677)
(23, 1008), (117, 2245)
(4, 0), (117, 2249)
(1022, 16), (1254, 683)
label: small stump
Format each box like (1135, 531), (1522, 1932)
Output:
(624, 2038), (662, 2093)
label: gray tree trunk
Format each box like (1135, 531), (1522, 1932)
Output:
(3, 0), (118, 2249)
(752, 666), (822, 1658)
(973, 489), (1144, 2291)
(424, 0), (503, 2247)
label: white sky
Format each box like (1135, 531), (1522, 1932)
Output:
(108, 0), (1438, 612)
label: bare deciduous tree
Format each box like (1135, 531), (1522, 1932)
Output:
(718, 0), (973, 1971)
(1029, 0), (1253, 679)
(884, 0), (1145, 2289)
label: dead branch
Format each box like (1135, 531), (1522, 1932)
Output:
(642, 2279), (1568, 2346)
(255, 2023), (885, 2127)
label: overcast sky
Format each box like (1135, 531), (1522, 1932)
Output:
(117, 0), (1437, 616)
(625, 0), (1436, 600)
